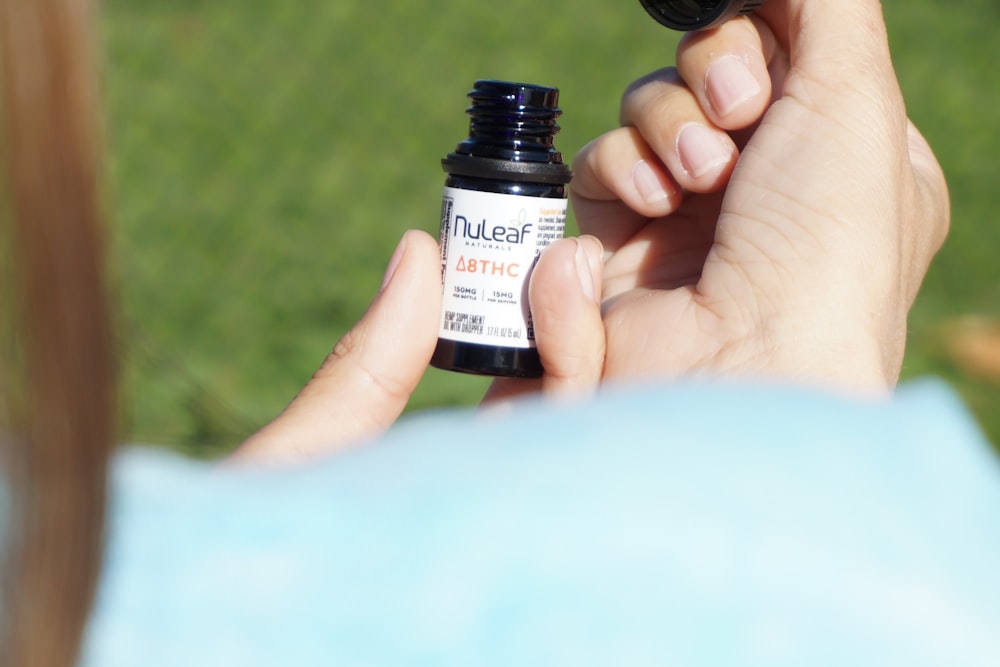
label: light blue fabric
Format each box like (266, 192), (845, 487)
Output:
(82, 380), (1000, 666)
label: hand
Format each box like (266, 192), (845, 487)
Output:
(482, 234), (605, 408)
(571, 0), (949, 393)
(230, 230), (604, 464)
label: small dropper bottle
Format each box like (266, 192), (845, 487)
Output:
(431, 80), (572, 378)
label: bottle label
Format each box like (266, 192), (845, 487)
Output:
(437, 186), (567, 349)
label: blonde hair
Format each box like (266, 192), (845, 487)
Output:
(0, 0), (116, 664)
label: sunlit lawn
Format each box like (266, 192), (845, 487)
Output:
(104, 0), (1000, 454)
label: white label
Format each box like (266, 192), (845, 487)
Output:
(437, 186), (567, 348)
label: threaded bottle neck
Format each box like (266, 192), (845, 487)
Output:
(452, 80), (564, 164)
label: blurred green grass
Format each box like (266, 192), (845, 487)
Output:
(103, 0), (1000, 454)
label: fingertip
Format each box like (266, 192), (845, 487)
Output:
(530, 237), (606, 397)
(632, 158), (682, 216)
(577, 234), (605, 301)
(378, 229), (441, 306)
(311, 228), (441, 416)
(675, 122), (738, 188)
(231, 229), (443, 465)
(704, 54), (764, 120)
(619, 71), (739, 195)
(400, 227), (440, 251)
(568, 242), (594, 304)
(677, 15), (774, 130)
(396, 229), (442, 276)
(573, 126), (683, 220)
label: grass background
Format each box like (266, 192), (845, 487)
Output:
(103, 0), (1000, 456)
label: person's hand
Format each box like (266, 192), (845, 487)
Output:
(481, 234), (605, 408)
(571, 0), (949, 393)
(230, 230), (604, 465)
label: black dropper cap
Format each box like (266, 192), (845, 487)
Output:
(639, 0), (766, 31)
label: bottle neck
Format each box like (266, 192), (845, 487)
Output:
(452, 80), (564, 165)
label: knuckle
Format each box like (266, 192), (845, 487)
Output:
(620, 67), (684, 125)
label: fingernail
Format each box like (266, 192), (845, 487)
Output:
(632, 159), (671, 206)
(574, 239), (597, 303)
(676, 122), (734, 179)
(380, 232), (407, 291)
(705, 55), (761, 117)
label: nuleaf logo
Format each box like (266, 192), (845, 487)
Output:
(454, 208), (533, 244)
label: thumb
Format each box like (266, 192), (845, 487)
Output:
(230, 230), (442, 465)
(482, 235), (606, 406)
(532, 235), (606, 396)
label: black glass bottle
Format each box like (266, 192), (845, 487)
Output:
(431, 80), (572, 378)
